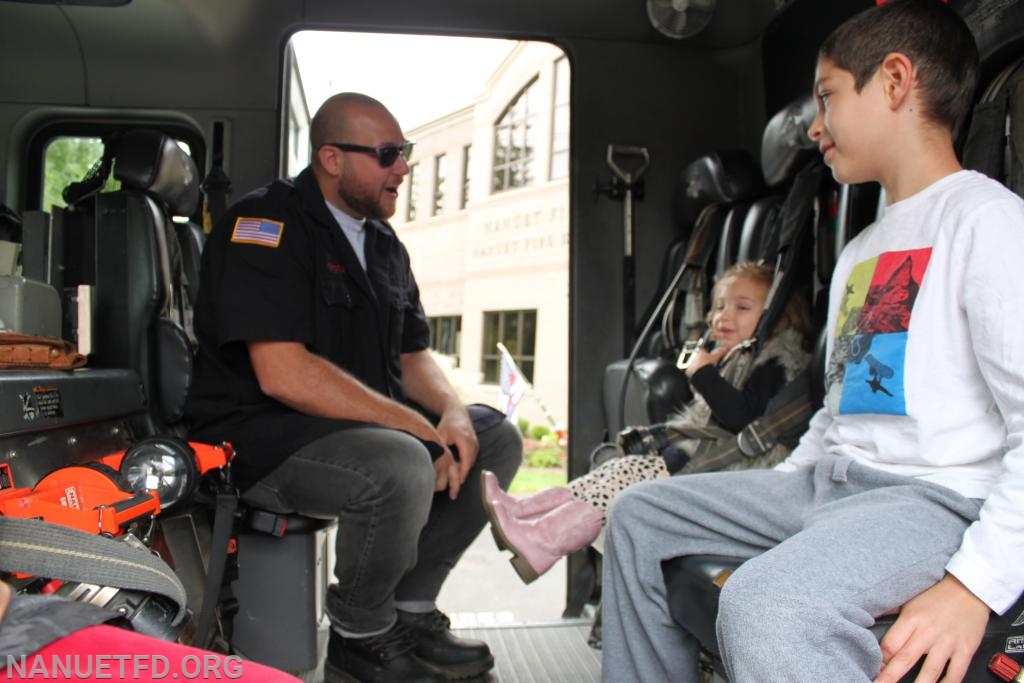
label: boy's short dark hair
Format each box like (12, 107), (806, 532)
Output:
(819, 0), (978, 137)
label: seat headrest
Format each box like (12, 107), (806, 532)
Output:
(113, 130), (200, 216)
(674, 150), (766, 228)
(761, 94), (818, 188)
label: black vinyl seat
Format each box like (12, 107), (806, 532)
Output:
(61, 129), (199, 437)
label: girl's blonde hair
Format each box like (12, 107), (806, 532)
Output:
(706, 260), (814, 343)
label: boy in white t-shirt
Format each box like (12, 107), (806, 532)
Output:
(601, 1), (1024, 682)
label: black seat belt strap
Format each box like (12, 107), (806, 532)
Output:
(751, 159), (826, 353)
(201, 121), (233, 234)
(686, 376), (815, 473)
(192, 490), (238, 648)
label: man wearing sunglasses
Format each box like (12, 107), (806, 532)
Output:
(186, 93), (522, 683)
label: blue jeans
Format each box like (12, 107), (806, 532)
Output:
(240, 417), (522, 634)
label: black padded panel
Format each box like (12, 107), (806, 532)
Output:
(811, 329), (827, 406)
(761, 94), (818, 188)
(113, 130), (200, 217)
(839, 182), (883, 247)
(91, 192), (163, 373)
(175, 221), (205, 307)
(714, 203), (750, 274)
(157, 318), (192, 424)
(642, 358), (693, 423)
(736, 196), (783, 263)
(674, 150), (766, 230)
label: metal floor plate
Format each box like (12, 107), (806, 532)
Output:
(300, 619), (601, 682)
(455, 619), (602, 682)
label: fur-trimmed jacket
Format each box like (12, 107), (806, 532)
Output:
(672, 327), (811, 472)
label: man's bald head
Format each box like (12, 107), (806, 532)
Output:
(309, 92), (409, 220)
(310, 92), (395, 151)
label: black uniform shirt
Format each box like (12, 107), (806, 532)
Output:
(184, 167), (431, 486)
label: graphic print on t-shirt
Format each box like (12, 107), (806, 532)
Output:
(825, 248), (931, 415)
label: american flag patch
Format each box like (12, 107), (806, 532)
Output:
(231, 217), (284, 247)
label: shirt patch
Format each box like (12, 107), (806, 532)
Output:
(826, 248), (931, 416)
(231, 217), (284, 248)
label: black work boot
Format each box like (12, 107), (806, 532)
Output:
(324, 622), (447, 683)
(397, 609), (494, 680)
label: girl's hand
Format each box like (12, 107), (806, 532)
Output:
(685, 345), (728, 378)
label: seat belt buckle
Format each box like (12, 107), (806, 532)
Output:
(737, 420), (772, 458)
(245, 509), (288, 536)
(675, 337), (706, 371)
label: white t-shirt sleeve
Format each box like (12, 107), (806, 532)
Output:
(945, 196), (1024, 614)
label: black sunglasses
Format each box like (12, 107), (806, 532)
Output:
(322, 141), (414, 167)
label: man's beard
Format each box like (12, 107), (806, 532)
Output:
(338, 185), (389, 220)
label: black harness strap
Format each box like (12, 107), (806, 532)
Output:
(201, 121), (233, 233)
(192, 490), (238, 648)
(750, 159), (825, 353)
(0, 516), (187, 624)
(615, 375), (813, 474)
(686, 374), (814, 473)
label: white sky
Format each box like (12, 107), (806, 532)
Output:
(291, 31), (517, 132)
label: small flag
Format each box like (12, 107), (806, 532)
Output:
(498, 342), (529, 418)
(231, 217), (284, 248)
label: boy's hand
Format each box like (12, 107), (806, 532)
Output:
(873, 574), (989, 683)
(685, 345), (728, 378)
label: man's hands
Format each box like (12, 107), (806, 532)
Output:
(399, 350), (481, 499)
(250, 345), (483, 501)
(432, 408), (479, 500)
(874, 574), (990, 683)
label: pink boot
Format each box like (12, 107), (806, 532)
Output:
(480, 470), (575, 519)
(485, 496), (604, 584)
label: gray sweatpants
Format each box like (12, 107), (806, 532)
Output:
(601, 454), (983, 683)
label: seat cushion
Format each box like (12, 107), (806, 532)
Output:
(662, 554), (742, 658)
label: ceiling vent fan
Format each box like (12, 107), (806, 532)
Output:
(646, 0), (717, 39)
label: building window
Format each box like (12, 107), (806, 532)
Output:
(492, 78), (539, 193)
(550, 57), (570, 181)
(460, 144), (471, 210)
(429, 315), (461, 361)
(406, 162), (419, 221)
(481, 310), (536, 383)
(432, 153), (447, 216)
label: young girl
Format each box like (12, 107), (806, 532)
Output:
(482, 260), (814, 583)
